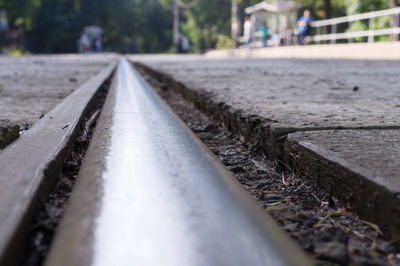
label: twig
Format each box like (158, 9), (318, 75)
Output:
(315, 212), (334, 226)
(282, 173), (288, 185)
(276, 159), (296, 177)
(311, 193), (320, 202)
(360, 219), (383, 236)
(78, 110), (100, 143)
(266, 202), (283, 207)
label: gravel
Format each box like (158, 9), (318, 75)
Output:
(0, 119), (19, 149)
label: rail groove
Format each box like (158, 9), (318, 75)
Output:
(45, 58), (310, 266)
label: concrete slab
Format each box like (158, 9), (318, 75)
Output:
(132, 56), (400, 156)
(0, 54), (116, 129)
(133, 57), (400, 129)
(284, 129), (400, 237)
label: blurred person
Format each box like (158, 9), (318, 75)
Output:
(258, 20), (269, 47)
(282, 27), (293, 46)
(94, 38), (102, 52)
(271, 31), (281, 47)
(91, 38), (102, 52)
(180, 35), (189, 53)
(243, 16), (252, 47)
(79, 32), (90, 53)
(0, 9), (8, 33)
(297, 10), (313, 45)
(90, 38), (96, 51)
(0, 9), (8, 48)
(177, 35), (183, 53)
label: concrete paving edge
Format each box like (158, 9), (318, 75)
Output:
(133, 62), (293, 159)
(283, 134), (400, 238)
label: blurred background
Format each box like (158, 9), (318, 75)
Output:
(0, 0), (397, 55)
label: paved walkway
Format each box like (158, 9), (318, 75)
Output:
(0, 54), (116, 149)
(0, 54), (115, 129)
(133, 57), (400, 129)
(131, 55), (400, 237)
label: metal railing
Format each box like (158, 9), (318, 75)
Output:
(310, 7), (400, 44)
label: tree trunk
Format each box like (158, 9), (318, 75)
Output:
(323, 0), (332, 19)
(323, 0), (332, 42)
(206, 25), (212, 50)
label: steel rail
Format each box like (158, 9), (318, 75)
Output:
(45, 57), (311, 266)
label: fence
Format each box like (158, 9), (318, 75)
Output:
(310, 7), (400, 44)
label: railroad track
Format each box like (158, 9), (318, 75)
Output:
(0, 57), (310, 265)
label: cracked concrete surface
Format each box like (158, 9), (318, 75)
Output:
(0, 54), (116, 148)
(132, 57), (400, 129)
(0, 54), (115, 129)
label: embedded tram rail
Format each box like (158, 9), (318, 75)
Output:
(44, 58), (310, 266)
(0, 57), (311, 266)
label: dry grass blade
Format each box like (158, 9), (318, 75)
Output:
(361, 219), (383, 236)
(314, 209), (346, 227)
(281, 172), (288, 185)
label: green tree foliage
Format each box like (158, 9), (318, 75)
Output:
(180, 0), (259, 51)
(0, 0), (397, 53)
(1, 0), (172, 53)
(181, 0), (231, 51)
(344, 0), (393, 41)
